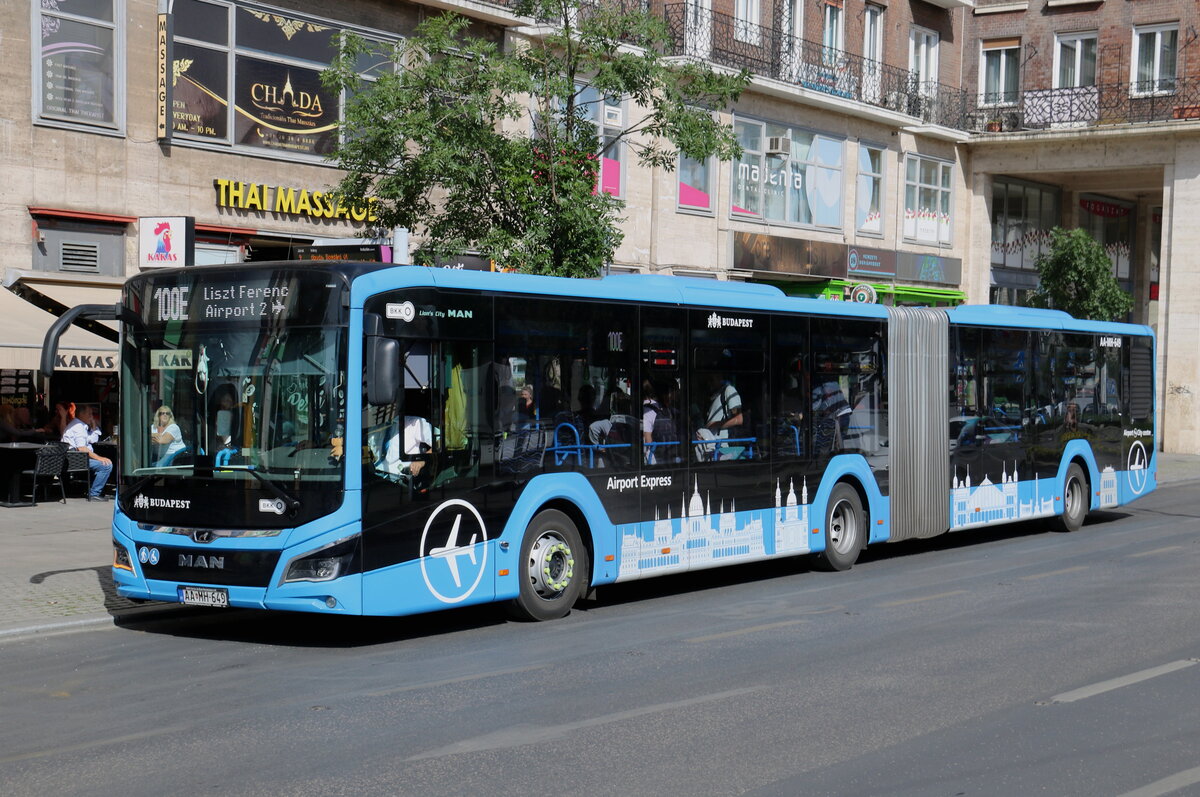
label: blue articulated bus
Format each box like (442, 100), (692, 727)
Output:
(42, 263), (1157, 621)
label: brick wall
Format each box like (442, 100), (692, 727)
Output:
(966, 0), (1200, 96)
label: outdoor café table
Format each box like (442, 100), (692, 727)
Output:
(0, 442), (45, 507)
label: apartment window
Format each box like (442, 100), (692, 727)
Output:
(734, 0), (760, 44)
(991, 178), (1059, 270)
(981, 39), (1020, 106)
(170, 0), (394, 159)
(864, 6), (882, 63)
(903, 155), (952, 245)
(856, 145), (884, 235)
(35, 0), (124, 131)
(909, 27), (939, 94)
(1132, 24), (1178, 95)
(678, 153), (713, 213)
(732, 119), (843, 229)
(1055, 32), (1097, 89)
(823, 2), (845, 60)
(862, 6), (883, 103)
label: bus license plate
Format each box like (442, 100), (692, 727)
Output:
(178, 586), (229, 608)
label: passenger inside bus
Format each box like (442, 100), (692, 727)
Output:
(695, 373), (744, 461)
(150, 405), (186, 466)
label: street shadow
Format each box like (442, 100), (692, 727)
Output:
(29, 564), (143, 615)
(95, 510), (1135, 648)
(112, 598), (510, 648)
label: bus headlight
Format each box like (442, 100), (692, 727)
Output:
(282, 535), (361, 584)
(113, 540), (134, 572)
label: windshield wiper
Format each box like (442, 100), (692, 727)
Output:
(216, 465), (302, 515)
(119, 467), (193, 504)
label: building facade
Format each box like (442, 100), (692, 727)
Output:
(3, 0), (1198, 451)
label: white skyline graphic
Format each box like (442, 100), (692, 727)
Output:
(617, 477), (811, 579)
(951, 462), (1057, 529)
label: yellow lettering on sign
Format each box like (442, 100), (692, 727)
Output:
(275, 187), (297, 215)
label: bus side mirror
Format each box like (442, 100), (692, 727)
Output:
(366, 335), (400, 406)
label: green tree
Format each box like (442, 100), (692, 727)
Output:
(1027, 227), (1133, 321)
(322, 2), (749, 277)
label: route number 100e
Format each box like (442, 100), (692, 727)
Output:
(153, 287), (191, 321)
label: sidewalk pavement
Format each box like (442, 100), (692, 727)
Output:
(3, 454), (1200, 641)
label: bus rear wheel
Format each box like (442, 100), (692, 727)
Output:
(508, 509), (589, 622)
(1055, 463), (1089, 532)
(813, 483), (864, 572)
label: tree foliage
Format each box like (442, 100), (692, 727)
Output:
(322, 1), (749, 276)
(1027, 227), (1133, 321)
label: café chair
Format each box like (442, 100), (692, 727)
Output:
(64, 449), (91, 496)
(21, 443), (67, 505)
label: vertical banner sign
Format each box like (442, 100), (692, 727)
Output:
(157, 14), (173, 141)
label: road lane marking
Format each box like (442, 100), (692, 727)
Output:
(364, 663), (549, 698)
(1050, 660), (1196, 704)
(0, 725), (191, 765)
(1117, 764), (1200, 797)
(408, 686), (766, 761)
(879, 590), (967, 608)
(1020, 565), (1088, 581)
(1128, 546), (1183, 558)
(686, 619), (808, 643)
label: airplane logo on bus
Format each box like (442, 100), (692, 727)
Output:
(419, 499), (489, 604)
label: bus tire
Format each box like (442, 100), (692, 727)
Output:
(1055, 463), (1089, 533)
(813, 483), (864, 572)
(508, 509), (590, 622)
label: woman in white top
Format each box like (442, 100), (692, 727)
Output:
(150, 405), (186, 466)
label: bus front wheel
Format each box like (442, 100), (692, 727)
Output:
(813, 483), (864, 572)
(508, 509), (590, 622)
(1055, 463), (1089, 532)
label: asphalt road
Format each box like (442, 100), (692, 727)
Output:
(1, 482), (1198, 797)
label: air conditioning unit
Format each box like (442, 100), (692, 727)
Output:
(766, 136), (790, 157)
(604, 105), (623, 127)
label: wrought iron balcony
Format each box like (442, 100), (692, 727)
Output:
(661, 3), (971, 129)
(965, 78), (1200, 133)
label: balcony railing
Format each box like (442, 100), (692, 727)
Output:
(965, 79), (1200, 132)
(661, 3), (970, 129)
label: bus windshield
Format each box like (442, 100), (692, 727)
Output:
(119, 268), (348, 527)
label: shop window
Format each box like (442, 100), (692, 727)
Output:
(991, 178), (1059, 270)
(577, 86), (625, 197)
(1079, 195), (1133, 282)
(732, 117), (843, 229)
(34, 220), (125, 277)
(169, 0), (396, 159)
(856, 144), (884, 235)
(678, 152), (713, 213)
(34, 0), (124, 132)
(903, 154), (952, 246)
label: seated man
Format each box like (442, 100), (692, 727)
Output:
(381, 414), (434, 487)
(62, 403), (112, 501)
